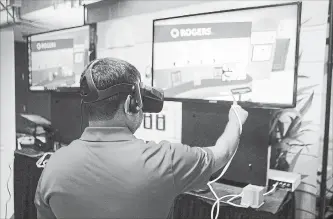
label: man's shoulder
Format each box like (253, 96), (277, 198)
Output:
(52, 140), (81, 156)
(45, 140), (85, 169)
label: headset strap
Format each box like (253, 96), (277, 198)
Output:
(83, 59), (143, 107)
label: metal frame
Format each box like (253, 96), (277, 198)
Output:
(319, 0), (333, 218)
(151, 2), (302, 109)
(26, 23), (97, 93)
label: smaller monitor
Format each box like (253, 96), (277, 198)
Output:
(28, 24), (97, 92)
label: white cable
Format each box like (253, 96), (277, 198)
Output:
(210, 182), (278, 217)
(5, 162), (12, 219)
(263, 183), (279, 196)
(208, 174), (278, 218)
(36, 152), (53, 168)
(231, 105), (242, 135)
(208, 97), (243, 219)
(230, 93), (242, 134)
(211, 194), (245, 211)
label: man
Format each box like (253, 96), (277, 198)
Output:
(35, 58), (248, 219)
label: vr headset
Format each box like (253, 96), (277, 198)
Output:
(80, 59), (164, 114)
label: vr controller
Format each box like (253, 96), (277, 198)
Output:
(80, 59), (164, 114)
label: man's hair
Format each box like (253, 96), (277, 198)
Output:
(80, 58), (141, 121)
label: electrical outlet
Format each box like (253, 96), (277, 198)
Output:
(267, 169), (301, 192)
(268, 179), (293, 190)
(317, 165), (333, 189)
(317, 165), (332, 177)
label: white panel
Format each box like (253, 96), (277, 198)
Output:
(103, 18), (136, 49)
(134, 101), (182, 143)
(0, 27), (15, 219)
(21, 4), (84, 29)
(299, 29), (327, 63)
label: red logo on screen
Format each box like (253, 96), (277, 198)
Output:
(36, 42), (57, 51)
(170, 28), (180, 38)
(170, 27), (212, 38)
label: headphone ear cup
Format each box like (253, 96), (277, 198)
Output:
(80, 76), (91, 98)
(129, 95), (138, 114)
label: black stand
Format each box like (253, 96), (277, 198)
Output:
(319, 0), (333, 218)
(14, 153), (43, 219)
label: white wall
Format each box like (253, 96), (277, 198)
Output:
(0, 27), (16, 219)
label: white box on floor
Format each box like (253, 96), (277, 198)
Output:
(267, 169), (301, 192)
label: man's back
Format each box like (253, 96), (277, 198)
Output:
(35, 127), (215, 219)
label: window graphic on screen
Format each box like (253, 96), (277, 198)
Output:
(152, 3), (300, 107)
(171, 70), (182, 86)
(28, 26), (91, 91)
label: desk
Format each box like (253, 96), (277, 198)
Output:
(173, 184), (295, 219)
(14, 149), (293, 219)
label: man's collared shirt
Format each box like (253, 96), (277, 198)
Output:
(35, 127), (215, 219)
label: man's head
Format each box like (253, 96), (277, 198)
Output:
(80, 58), (143, 133)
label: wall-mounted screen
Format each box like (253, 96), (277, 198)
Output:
(152, 2), (301, 108)
(28, 24), (96, 91)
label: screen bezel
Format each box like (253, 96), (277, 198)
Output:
(27, 23), (97, 93)
(151, 2), (302, 109)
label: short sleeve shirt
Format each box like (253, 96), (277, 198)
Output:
(35, 127), (215, 219)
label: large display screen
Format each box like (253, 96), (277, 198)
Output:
(152, 3), (301, 108)
(28, 25), (94, 91)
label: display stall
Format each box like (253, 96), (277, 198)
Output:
(12, 0), (333, 219)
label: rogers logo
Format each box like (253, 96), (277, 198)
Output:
(36, 41), (57, 51)
(170, 27), (212, 38)
(170, 28), (180, 38)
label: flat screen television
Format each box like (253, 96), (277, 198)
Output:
(28, 24), (97, 92)
(152, 2), (301, 108)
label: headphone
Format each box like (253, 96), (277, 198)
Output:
(80, 59), (143, 114)
(80, 59), (164, 114)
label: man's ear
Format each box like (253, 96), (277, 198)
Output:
(124, 95), (132, 115)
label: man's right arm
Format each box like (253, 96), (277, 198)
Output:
(166, 105), (248, 194)
(207, 106), (248, 173)
(35, 171), (57, 219)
